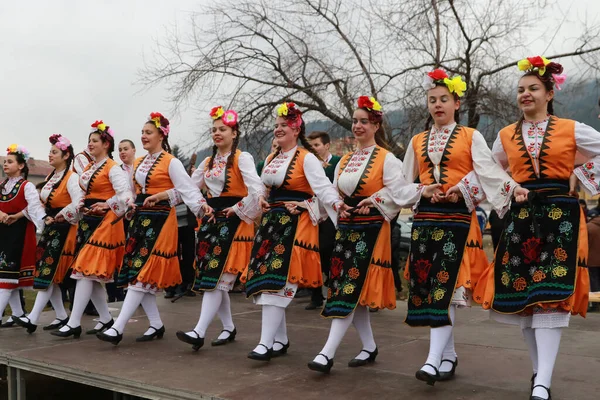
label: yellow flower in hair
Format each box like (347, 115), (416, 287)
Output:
(443, 76), (467, 97)
(277, 102), (289, 117)
(517, 59), (532, 71)
(369, 97), (382, 111)
(97, 123), (106, 131)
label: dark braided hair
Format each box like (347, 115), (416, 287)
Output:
(45, 134), (75, 190)
(0, 152), (29, 193)
(514, 62), (563, 137)
(89, 131), (115, 159)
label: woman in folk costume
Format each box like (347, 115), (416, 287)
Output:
(0, 145), (45, 326)
(15, 135), (82, 333)
(97, 112), (210, 345)
(474, 57), (597, 400)
(176, 106), (265, 351)
(403, 69), (524, 386)
(242, 102), (342, 362)
(307, 97), (439, 373)
(52, 121), (132, 339)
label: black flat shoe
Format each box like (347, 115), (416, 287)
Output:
(136, 326), (165, 342)
(43, 318), (69, 331)
(305, 302), (323, 310)
(531, 384), (552, 400)
(247, 344), (272, 361)
(348, 347), (378, 367)
(96, 328), (123, 345)
(531, 373), (537, 392)
(272, 340), (290, 357)
(307, 354), (334, 373)
(415, 363), (440, 386)
(1, 314), (25, 328)
(86, 319), (114, 335)
(438, 357), (458, 381)
(14, 316), (37, 334)
(211, 328), (237, 346)
(50, 325), (82, 339)
(176, 330), (205, 351)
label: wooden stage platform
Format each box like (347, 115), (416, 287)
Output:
(1, 294), (600, 399)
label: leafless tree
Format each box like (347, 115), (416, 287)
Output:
(140, 0), (600, 158)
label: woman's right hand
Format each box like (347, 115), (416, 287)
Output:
(259, 196), (270, 212)
(422, 183), (443, 201)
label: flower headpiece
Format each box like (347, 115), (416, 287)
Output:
(517, 56), (567, 90)
(357, 96), (383, 113)
(91, 120), (114, 137)
(422, 69), (467, 97)
(49, 134), (71, 151)
(6, 144), (30, 161)
(149, 112), (170, 136)
(209, 106), (238, 127)
(276, 102), (303, 128)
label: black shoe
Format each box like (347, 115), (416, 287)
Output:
(211, 328), (237, 346)
(272, 340), (290, 357)
(369, 307), (379, 313)
(96, 328), (123, 345)
(531, 373), (537, 392)
(307, 354), (334, 373)
(176, 330), (205, 351)
(136, 326), (165, 342)
(305, 302), (323, 310)
(164, 292), (175, 299)
(415, 363), (440, 386)
(50, 325), (82, 339)
(14, 315), (37, 334)
(247, 344), (272, 361)
(348, 347), (378, 367)
(43, 318), (69, 331)
(438, 358), (458, 381)
(531, 384), (552, 400)
(86, 319), (114, 335)
(1, 314), (25, 328)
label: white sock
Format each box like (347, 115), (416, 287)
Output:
(421, 306), (456, 375)
(49, 283), (68, 321)
(60, 279), (93, 331)
(532, 328), (562, 399)
(140, 293), (163, 335)
(8, 289), (24, 317)
(313, 312), (355, 365)
(352, 305), (377, 360)
(216, 290), (235, 340)
(273, 311), (288, 351)
(0, 289), (12, 319)
(191, 290), (222, 338)
(89, 281), (112, 329)
(107, 289), (145, 336)
(440, 306), (458, 373)
(28, 285), (54, 325)
(252, 305), (285, 355)
(522, 327), (538, 375)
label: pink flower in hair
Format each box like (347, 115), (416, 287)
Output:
(222, 110), (238, 127)
(552, 73), (567, 91)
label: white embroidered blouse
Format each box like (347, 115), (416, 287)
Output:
(2, 177), (46, 231)
(79, 157), (133, 217)
(40, 169), (83, 225)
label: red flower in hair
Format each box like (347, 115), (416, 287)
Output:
(91, 120), (104, 129)
(427, 69), (448, 81)
(209, 107), (223, 119)
(357, 96), (374, 110)
(527, 56), (546, 68)
(150, 112), (164, 120)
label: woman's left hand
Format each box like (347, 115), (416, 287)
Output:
(143, 194), (161, 207)
(223, 207), (237, 218)
(445, 185), (464, 203)
(284, 201), (306, 215)
(354, 197), (373, 215)
(569, 173), (579, 198)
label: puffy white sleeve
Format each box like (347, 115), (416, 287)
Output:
(303, 153), (341, 225)
(489, 133), (518, 217)
(232, 152), (267, 223)
(106, 166), (134, 217)
(371, 153), (423, 221)
(401, 138), (420, 183)
(72, 153), (90, 175)
(21, 182), (46, 232)
(573, 122), (600, 196)
(57, 173), (84, 224)
(169, 158), (207, 217)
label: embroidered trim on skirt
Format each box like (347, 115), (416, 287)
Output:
(34, 220), (73, 290)
(0, 218), (31, 289)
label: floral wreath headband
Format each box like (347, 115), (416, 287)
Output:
(90, 120), (114, 137)
(422, 69), (467, 97)
(277, 102), (303, 128)
(209, 106), (239, 127)
(517, 56), (567, 90)
(357, 96), (383, 115)
(49, 134), (71, 151)
(149, 112), (171, 136)
(6, 144), (30, 162)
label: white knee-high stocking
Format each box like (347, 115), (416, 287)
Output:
(522, 327), (538, 375)
(107, 289), (145, 335)
(0, 289), (13, 318)
(252, 305), (285, 355)
(439, 306), (458, 372)
(89, 281), (112, 328)
(352, 305), (377, 360)
(49, 283), (68, 321)
(273, 310), (288, 351)
(60, 279), (94, 331)
(28, 284), (55, 325)
(532, 328), (562, 399)
(313, 311), (355, 365)
(421, 305), (456, 375)
(7, 289), (24, 317)
(216, 290), (235, 340)
(140, 293), (163, 335)
(191, 289), (222, 338)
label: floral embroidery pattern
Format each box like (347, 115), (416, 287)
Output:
(33, 221), (71, 290)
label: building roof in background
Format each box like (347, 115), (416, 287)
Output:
(0, 156), (53, 177)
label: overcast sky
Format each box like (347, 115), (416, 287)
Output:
(2, 0), (600, 161)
